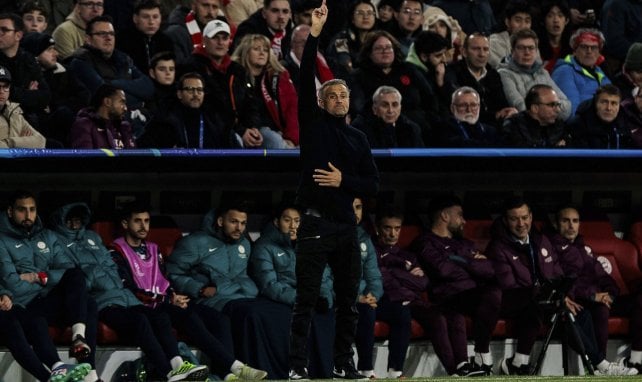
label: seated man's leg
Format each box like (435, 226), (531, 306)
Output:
(377, 297), (412, 376)
(619, 292), (642, 371)
(499, 288), (541, 374)
(355, 302), (376, 374)
(0, 308), (51, 381)
(411, 303), (461, 375)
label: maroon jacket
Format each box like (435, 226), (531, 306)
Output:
(547, 232), (619, 301)
(374, 242), (429, 304)
(486, 218), (563, 290)
(70, 107), (135, 149)
(415, 231), (495, 302)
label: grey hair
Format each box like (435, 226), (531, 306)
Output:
(451, 86), (479, 105)
(372, 85), (402, 104)
(318, 79), (350, 99)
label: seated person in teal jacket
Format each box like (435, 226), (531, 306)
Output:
(250, 202), (335, 378)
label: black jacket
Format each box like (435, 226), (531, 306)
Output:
(502, 111), (570, 148)
(116, 27), (175, 73)
(567, 99), (633, 149)
(233, 9), (293, 59)
(352, 112), (425, 148)
(0, 49), (51, 113)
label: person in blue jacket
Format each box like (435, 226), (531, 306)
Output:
(250, 202), (335, 378)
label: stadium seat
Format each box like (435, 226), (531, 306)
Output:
(463, 219), (492, 252)
(148, 227), (183, 257)
(398, 225), (423, 250)
(91, 220), (116, 247)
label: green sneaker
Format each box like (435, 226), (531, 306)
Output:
(235, 365), (268, 380)
(48, 363), (91, 382)
(167, 361), (209, 382)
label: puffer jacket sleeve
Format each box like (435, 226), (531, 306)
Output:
(165, 235), (210, 298)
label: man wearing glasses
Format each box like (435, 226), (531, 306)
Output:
(438, 86), (497, 147)
(53, 0), (104, 59)
(383, 0), (423, 57)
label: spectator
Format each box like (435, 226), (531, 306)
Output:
(424, 7), (464, 64)
(39, 0), (76, 31)
(502, 84), (570, 147)
(21, 32), (90, 146)
(231, 33), (299, 148)
(291, 0), (315, 26)
(601, 0), (642, 76)
(225, 0), (262, 26)
(145, 50), (177, 119)
(352, 85), (425, 148)
(551, 28), (611, 116)
(187, 19), (264, 148)
(325, 0), (377, 78)
(537, 0), (572, 73)
(52, 0), (104, 59)
(376, 0), (395, 28)
(0, 13), (51, 128)
(620, 86), (642, 147)
(568, 1), (600, 28)
(0, 190), (100, 381)
(437, 87), (498, 147)
(20, 1), (49, 33)
(0, 66), (46, 148)
(116, 0), (174, 74)
(383, 0), (423, 57)
(497, 29), (572, 120)
(351, 197), (383, 379)
(567, 84), (633, 149)
(489, 0), (533, 68)
(234, 0), (293, 60)
(350, 30), (437, 144)
(444, 33), (517, 129)
(70, 83), (135, 149)
(431, 0), (496, 36)
(283, 23), (334, 92)
(612, 43), (642, 103)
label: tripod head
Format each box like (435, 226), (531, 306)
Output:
(536, 276), (577, 309)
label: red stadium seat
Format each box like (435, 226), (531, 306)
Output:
(147, 227), (183, 257)
(398, 225), (423, 250)
(463, 220), (492, 252)
(90, 220), (116, 247)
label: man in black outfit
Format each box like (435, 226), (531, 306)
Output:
(288, 1), (379, 380)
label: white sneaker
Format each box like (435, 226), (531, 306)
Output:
(387, 369), (403, 379)
(359, 370), (376, 379)
(597, 361), (639, 376)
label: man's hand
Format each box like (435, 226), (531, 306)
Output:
(435, 62), (446, 87)
(0, 295), (12, 311)
(410, 267), (424, 277)
(495, 107), (518, 120)
(313, 162), (342, 187)
(564, 296), (583, 315)
(595, 292), (613, 308)
(171, 293), (190, 309)
(28, 81), (39, 90)
(310, 0), (328, 37)
(201, 286), (217, 298)
(19, 272), (39, 284)
(358, 293), (377, 308)
(242, 128), (263, 147)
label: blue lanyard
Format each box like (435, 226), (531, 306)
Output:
(199, 114), (204, 149)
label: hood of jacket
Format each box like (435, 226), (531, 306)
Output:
(405, 43), (428, 72)
(258, 221), (291, 249)
(50, 202), (91, 241)
(200, 208), (245, 243)
(0, 209), (44, 240)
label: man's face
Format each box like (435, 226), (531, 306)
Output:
(193, 0), (220, 26)
(595, 93), (620, 123)
(0, 18), (21, 52)
(106, 89), (127, 120)
(290, 27), (308, 60)
(574, 40), (600, 68)
(443, 205), (465, 238)
(149, 59), (176, 85)
(204, 33), (230, 61)
(373, 92), (401, 124)
(23, 11), (48, 33)
(0, 80), (10, 106)
(123, 212), (150, 241)
(378, 5), (394, 23)
(512, 37), (538, 67)
(217, 209), (247, 240)
(320, 83), (350, 117)
(276, 208), (300, 240)
(66, 217), (84, 230)
(370, 36), (394, 68)
(262, 0), (291, 32)
(504, 204), (532, 241)
(427, 49), (447, 68)
(87, 21), (115, 57)
(177, 77), (204, 108)
(544, 6), (568, 38)
(532, 88), (561, 125)
(451, 92), (480, 124)
(463, 35), (490, 71)
(557, 208), (580, 241)
(378, 217), (402, 246)
(77, 0), (104, 23)
(628, 69), (642, 87)
(293, 9), (312, 26)
(505, 12), (531, 34)
(352, 198), (363, 224)
(8, 197), (37, 231)
(133, 7), (162, 37)
(395, 0), (423, 34)
(38, 45), (58, 69)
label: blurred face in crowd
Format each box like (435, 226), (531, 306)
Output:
(426, 48), (447, 68)
(595, 92), (620, 123)
(635, 89), (642, 112)
(8, 197), (37, 232)
(122, 212), (150, 242)
(87, 21), (115, 57)
(512, 37), (538, 67)
(193, 0), (220, 26)
(77, 0), (104, 23)
(204, 32), (230, 62)
(505, 12), (531, 34)
(352, 3), (376, 31)
(262, 0), (290, 32)
(378, 216), (402, 246)
(293, 8), (312, 26)
(353, 198), (364, 224)
(37, 45), (58, 69)
(0, 18), (22, 53)
(105, 89), (127, 120)
(133, 7), (162, 37)
(177, 77), (204, 108)
(531, 88), (561, 125)
(574, 37), (601, 68)
(23, 11), (47, 33)
(443, 205), (465, 238)
(395, 0), (423, 34)
(556, 207), (580, 241)
(320, 83), (350, 117)
(428, 20), (449, 40)
(217, 209), (247, 240)
(451, 91), (480, 124)
(0, 80), (9, 107)
(463, 34), (490, 71)
(249, 40), (270, 70)
(290, 25), (309, 61)
(276, 208), (300, 240)
(66, 216), (84, 230)
(545, 6), (568, 39)
(370, 36), (394, 69)
(627, 69), (642, 88)
(149, 59), (176, 85)
(373, 91), (401, 124)
(504, 204), (532, 241)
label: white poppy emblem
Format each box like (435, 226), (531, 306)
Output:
(597, 256), (612, 274)
(541, 248), (548, 257)
(360, 242), (367, 252)
(37, 241), (46, 249)
(88, 239), (95, 246)
(238, 245), (245, 254)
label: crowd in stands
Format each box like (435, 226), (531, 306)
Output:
(0, 0), (639, 149)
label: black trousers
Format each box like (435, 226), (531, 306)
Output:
(0, 307), (51, 381)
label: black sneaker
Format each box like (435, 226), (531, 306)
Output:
(289, 367), (310, 381)
(333, 363), (367, 379)
(452, 362), (486, 377)
(500, 357), (530, 375)
(475, 363), (493, 376)
(623, 357), (642, 375)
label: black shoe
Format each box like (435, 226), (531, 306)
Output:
(475, 363), (493, 376)
(289, 367), (309, 381)
(452, 362), (486, 377)
(500, 357), (530, 375)
(69, 334), (91, 360)
(333, 363), (367, 379)
(623, 357), (642, 374)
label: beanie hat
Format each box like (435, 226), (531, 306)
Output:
(21, 32), (55, 57)
(625, 42), (642, 72)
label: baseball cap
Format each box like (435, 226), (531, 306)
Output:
(0, 66), (12, 83)
(203, 19), (231, 38)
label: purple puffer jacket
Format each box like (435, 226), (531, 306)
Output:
(415, 231), (495, 302)
(70, 107), (136, 149)
(547, 232), (619, 301)
(486, 218), (563, 290)
(375, 242), (429, 303)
